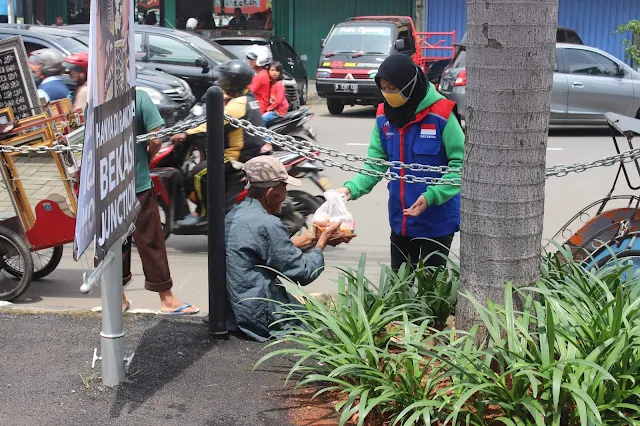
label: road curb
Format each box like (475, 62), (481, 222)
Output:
(0, 292), (336, 317)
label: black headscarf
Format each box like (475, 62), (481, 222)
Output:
(375, 53), (428, 129)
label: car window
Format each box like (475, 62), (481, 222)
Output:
(185, 35), (235, 63)
(24, 41), (48, 56)
(556, 30), (567, 43)
(565, 30), (582, 44)
(451, 47), (466, 69)
(272, 41), (288, 61)
(566, 49), (620, 77)
(56, 36), (89, 54)
(135, 33), (144, 54)
(280, 41), (299, 61)
(397, 28), (413, 52)
(216, 40), (267, 59)
(148, 35), (199, 65)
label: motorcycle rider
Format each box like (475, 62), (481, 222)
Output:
(28, 48), (69, 103)
(63, 51), (88, 112)
(169, 59), (265, 227)
(245, 45), (272, 114)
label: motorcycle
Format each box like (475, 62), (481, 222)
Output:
(186, 94), (317, 146)
(150, 143), (330, 240)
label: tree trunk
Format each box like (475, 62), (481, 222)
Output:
(456, 0), (559, 335)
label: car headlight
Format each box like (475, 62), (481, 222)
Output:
(179, 78), (193, 96)
(138, 86), (170, 105)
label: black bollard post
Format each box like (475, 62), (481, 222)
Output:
(206, 85), (228, 338)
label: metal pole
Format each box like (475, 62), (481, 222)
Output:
(99, 243), (126, 386)
(7, 0), (14, 24)
(206, 85), (228, 338)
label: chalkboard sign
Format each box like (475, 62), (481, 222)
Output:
(0, 36), (42, 119)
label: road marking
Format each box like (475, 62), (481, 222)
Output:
(547, 147), (563, 151)
(346, 143), (369, 146)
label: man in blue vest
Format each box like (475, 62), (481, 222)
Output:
(28, 49), (70, 103)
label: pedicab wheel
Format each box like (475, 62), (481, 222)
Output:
(595, 250), (640, 281)
(5, 246), (63, 280)
(0, 225), (34, 302)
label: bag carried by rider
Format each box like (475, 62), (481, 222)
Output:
(312, 190), (355, 238)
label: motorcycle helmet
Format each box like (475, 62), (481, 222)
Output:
(63, 51), (89, 74)
(186, 17), (198, 30)
(216, 59), (255, 98)
(28, 48), (65, 77)
(245, 45), (272, 68)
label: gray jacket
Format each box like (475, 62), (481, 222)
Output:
(225, 198), (325, 342)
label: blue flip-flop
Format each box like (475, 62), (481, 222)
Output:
(158, 303), (200, 316)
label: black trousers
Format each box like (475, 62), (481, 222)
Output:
(390, 231), (455, 271)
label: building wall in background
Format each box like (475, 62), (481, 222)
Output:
(425, 0), (640, 63)
(274, 0), (415, 76)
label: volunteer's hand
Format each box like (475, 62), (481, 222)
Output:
(335, 187), (352, 201)
(170, 133), (187, 144)
(316, 220), (342, 250)
(403, 196), (428, 217)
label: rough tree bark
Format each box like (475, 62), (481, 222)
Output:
(456, 0), (559, 334)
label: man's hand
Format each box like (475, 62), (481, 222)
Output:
(335, 187), (352, 201)
(403, 196), (428, 217)
(316, 221), (342, 250)
(292, 227), (317, 249)
(327, 232), (356, 247)
(170, 133), (187, 144)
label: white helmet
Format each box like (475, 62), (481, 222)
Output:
(186, 18), (198, 29)
(245, 45), (272, 68)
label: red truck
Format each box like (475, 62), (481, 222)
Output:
(315, 15), (456, 115)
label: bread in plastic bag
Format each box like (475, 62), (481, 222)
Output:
(312, 190), (355, 238)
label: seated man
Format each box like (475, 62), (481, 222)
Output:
(225, 156), (352, 342)
(169, 59), (265, 226)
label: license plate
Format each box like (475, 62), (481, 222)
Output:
(440, 81), (452, 91)
(334, 83), (358, 93)
(318, 176), (332, 191)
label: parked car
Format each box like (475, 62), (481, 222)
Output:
(433, 27), (582, 95)
(69, 24), (237, 100)
(0, 24), (196, 126)
(214, 36), (308, 106)
(439, 44), (638, 126)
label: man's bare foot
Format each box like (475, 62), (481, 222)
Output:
(122, 293), (131, 313)
(158, 290), (199, 315)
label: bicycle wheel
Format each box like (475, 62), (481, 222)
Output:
(0, 226), (34, 301)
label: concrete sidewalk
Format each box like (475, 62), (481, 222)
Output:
(0, 310), (297, 426)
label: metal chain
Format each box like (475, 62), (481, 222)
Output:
(223, 114), (462, 186)
(224, 113), (460, 175)
(135, 115), (207, 143)
(545, 147), (640, 178)
(3, 111), (640, 188)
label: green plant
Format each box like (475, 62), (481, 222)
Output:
(257, 248), (640, 426)
(615, 20), (640, 66)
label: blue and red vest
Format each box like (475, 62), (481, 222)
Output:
(376, 100), (460, 238)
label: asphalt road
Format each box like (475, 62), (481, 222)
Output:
(6, 103), (628, 314)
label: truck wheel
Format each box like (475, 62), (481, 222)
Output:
(327, 99), (344, 115)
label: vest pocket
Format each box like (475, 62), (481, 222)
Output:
(413, 140), (441, 156)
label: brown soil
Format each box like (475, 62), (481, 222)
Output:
(287, 387), (388, 426)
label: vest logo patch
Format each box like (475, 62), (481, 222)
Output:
(420, 123), (437, 139)
(249, 101), (260, 110)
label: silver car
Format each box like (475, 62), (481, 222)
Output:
(439, 42), (640, 125)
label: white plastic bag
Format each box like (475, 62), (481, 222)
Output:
(312, 190), (355, 236)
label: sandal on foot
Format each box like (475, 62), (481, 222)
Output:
(158, 303), (200, 316)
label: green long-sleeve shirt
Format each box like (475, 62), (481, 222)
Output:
(344, 83), (464, 207)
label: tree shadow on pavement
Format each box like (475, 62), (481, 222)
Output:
(109, 319), (216, 419)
